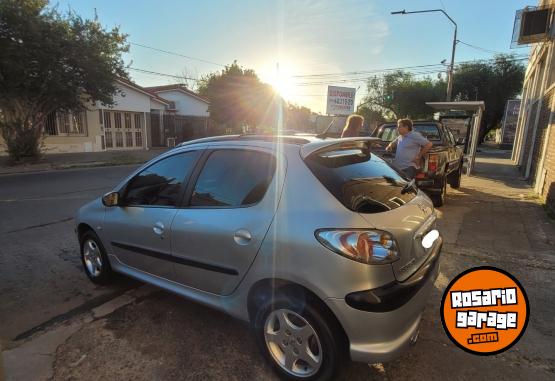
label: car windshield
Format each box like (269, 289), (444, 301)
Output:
(304, 147), (417, 213)
(379, 124), (441, 141)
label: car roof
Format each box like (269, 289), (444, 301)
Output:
(172, 134), (380, 159)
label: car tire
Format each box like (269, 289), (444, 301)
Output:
(79, 230), (113, 284)
(252, 293), (344, 381)
(448, 164), (462, 189)
(431, 179), (446, 207)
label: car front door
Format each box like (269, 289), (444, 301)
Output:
(170, 147), (284, 295)
(102, 150), (202, 280)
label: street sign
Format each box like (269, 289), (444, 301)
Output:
(326, 86), (356, 116)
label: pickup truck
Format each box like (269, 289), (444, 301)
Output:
(371, 121), (465, 207)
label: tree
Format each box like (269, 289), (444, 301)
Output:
(197, 61), (279, 134)
(452, 55), (525, 140)
(285, 104), (311, 131)
(362, 71), (446, 120)
(0, 0), (129, 161)
(356, 106), (385, 133)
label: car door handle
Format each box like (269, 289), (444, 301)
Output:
(153, 222), (165, 237)
(234, 229), (252, 245)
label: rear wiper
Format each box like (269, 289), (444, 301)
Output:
(401, 179), (417, 195)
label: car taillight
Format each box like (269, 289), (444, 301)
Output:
(428, 154), (439, 173)
(315, 229), (400, 264)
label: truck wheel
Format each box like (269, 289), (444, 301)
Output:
(431, 180), (446, 207)
(449, 165), (462, 189)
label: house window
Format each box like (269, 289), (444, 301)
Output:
(105, 132), (113, 148)
(135, 131), (143, 147)
(115, 131), (124, 147)
(71, 112), (85, 134)
(45, 112), (57, 135)
(98, 109), (103, 124)
(104, 112), (112, 129)
(125, 131), (133, 147)
(57, 113), (70, 134)
(134, 113), (142, 129)
(45, 111), (87, 136)
(124, 113), (132, 129)
(114, 112), (122, 129)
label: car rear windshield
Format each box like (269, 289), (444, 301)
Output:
(304, 147), (417, 213)
(380, 124), (441, 141)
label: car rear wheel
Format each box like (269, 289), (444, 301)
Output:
(80, 230), (113, 284)
(253, 294), (344, 381)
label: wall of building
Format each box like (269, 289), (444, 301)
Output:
(154, 90), (209, 117)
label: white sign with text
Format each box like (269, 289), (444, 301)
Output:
(326, 86), (356, 116)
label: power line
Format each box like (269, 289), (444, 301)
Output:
(290, 56), (528, 85)
(290, 55), (528, 80)
(130, 42), (226, 67)
(456, 40), (506, 55)
(128, 67), (200, 81)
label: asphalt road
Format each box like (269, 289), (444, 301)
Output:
(0, 165), (141, 347)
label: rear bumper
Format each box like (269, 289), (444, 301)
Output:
(325, 239), (441, 363)
(416, 174), (444, 193)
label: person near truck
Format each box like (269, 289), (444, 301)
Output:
(386, 118), (433, 179)
(341, 114), (364, 138)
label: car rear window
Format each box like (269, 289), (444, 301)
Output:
(304, 147), (417, 213)
(379, 124), (441, 141)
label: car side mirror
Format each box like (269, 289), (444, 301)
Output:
(456, 137), (466, 146)
(102, 191), (120, 207)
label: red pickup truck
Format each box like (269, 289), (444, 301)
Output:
(371, 121), (465, 207)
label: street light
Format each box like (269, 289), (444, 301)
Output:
(391, 9), (457, 102)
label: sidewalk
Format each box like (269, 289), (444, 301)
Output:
(0, 148), (169, 175)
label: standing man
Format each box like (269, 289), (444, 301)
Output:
(386, 119), (433, 179)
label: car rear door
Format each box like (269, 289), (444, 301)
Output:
(170, 146), (285, 295)
(102, 150), (202, 280)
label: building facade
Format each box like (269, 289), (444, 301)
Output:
(512, 0), (555, 213)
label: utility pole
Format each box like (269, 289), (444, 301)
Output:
(391, 9), (457, 101)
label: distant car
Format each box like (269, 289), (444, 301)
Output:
(76, 135), (441, 380)
(372, 121), (465, 207)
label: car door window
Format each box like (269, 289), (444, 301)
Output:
(124, 151), (200, 207)
(190, 150), (276, 207)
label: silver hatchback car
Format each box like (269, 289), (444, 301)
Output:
(76, 135), (441, 380)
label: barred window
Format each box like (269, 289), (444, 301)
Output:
(125, 131), (133, 147)
(71, 112), (85, 134)
(135, 131), (143, 147)
(105, 132), (113, 148)
(115, 131), (124, 147)
(45, 112), (57, 135)
(114, 112), (122, 129)
(57, 113), (71, 134)
(104, 112), (112, 129)
(134, 113), (142, 130)
(124, 113), (132, 129)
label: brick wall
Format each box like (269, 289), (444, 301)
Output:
(529, 89), (554, 185)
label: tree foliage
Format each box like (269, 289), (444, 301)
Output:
(361, 55), (525, 140)
(0, 0), (129, 161)
(452, 55), (525, 139)
(362, 71), (446, 120)
(197, 61), (280, 133)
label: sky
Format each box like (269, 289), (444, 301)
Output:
(55, 0), (531, 113)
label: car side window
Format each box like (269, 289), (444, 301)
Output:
(190, 150), (276, 207)
(380, 126), (398, 142)
(124, 151), (200, 207)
